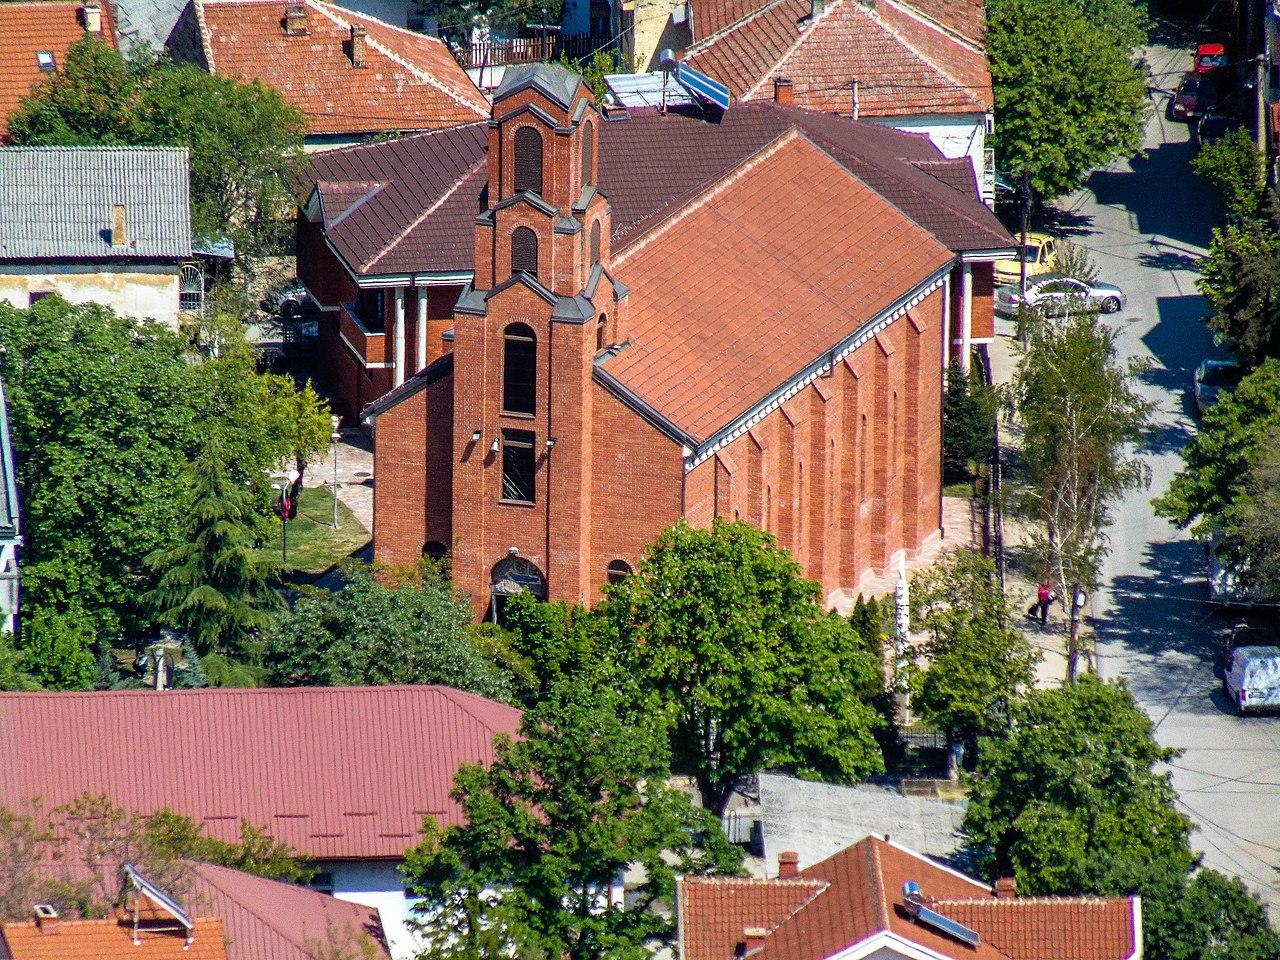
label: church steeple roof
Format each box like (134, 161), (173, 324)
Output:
(494, 62), (585, 109)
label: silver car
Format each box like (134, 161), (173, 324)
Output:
(995, 274), (1127, 316)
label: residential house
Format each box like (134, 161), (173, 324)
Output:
(166, 0), (489, 148)
(676, 0), (995, 201)
(0, 0), (116, 141)
(0, 686), (522, 960)
(0, 147), (193, 325)
(0, 376), (20, 635)
(341, 63), (1011, 615)
(678, 838), (1142, 960)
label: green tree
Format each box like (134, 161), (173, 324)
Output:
(402, 682), (742, 960)
(942, 362), (994, 485)
(1143, 869), (1280, 960)
(17, 607), (97, 691)
(987, 0), (1147, 199)
(262, 562), (513, 699)
(0, 632), (39, 691)
(608, 519), (885, 815)
(963, 676), (1195, 895)
(144, 432), (283, 659)
(1193, 129), (1266, 224)
(909, 549), (1038, 768)
(558, 50), (626, 101)
(1197, 202), (1280, 368)
(499, 590), (622, 703)
(416, 0), (565, 46)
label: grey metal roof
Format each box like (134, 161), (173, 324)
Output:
(0, 147), (192, 260)
(114, 0), (189, 53)
(494, 62), (583, 109)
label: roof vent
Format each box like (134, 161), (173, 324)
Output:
(350, 24), (368, 67)
(33, 904), (58, 934)
(736, 928), (769, 957)
(284, 3), (308, 35)
(81, 0), (102, 33)
(902, 881), (981, 948)
(111, 204), (128, 247)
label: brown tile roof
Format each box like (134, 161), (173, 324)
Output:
(187, 863), (389, 960)
(0, 917), (228, 960)
(604, 130), (953, 441)
(684, 0), (991, 117)
(677, 877), (829, 960)
(0, 3), (118, 140)
(197, 0), (488, 135)
(679, 838), (1139, 960)
(0, 685), (521, 860)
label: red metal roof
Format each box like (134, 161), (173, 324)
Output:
(0, 686), (521, 860)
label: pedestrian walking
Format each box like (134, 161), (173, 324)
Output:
(1036, 581), (1054, 627)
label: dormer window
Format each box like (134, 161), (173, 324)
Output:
(513, 127), (543, 195)
(36, 51), (56, 72)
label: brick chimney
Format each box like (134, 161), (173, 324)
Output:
(773, 77), (794, 107)
(33, 904), (58, 934)
(80, 0), (102, 33)
(736, 927), (768, 956)
(111, 203), (127, 247)
(778, 850), (800, 879)
(284, 3), (308, 35)
(994, 877), (1016, 900)
(350, 24), (368, 67)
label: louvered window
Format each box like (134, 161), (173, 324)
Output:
(581, 121), (593, 187)
(503, 322), (536, 415)
(501, 429), (537, 503)
(513, 127), (543, 195)
(511, 227), (538, 278)
(589, 220), (601, 264)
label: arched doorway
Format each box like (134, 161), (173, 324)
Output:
(489, 555), (546, 623)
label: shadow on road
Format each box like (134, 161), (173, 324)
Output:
(1088, 139), (1218, 249)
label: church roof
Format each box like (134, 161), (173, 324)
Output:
(494, 61), (584, 109)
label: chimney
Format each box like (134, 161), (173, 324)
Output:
(777, 850), (799, 879)
(33, 904), (58, 934)
(994, 877), (1016, 900)
(773, 77), (794, 107)
(736, 928), (768, 956)
(81, 0), (102, 33)
(350, 24), (368, 68)
(284, 3), (308, 35)
(111, 204), (127, 247)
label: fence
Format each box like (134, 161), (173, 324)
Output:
(453, 33), (615, 69)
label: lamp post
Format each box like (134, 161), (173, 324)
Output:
(276, 478), (289, 565)
(330, 415), (341, 531)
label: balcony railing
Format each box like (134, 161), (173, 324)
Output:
(340, 302), (386, 366)
(453, 33), (614, 69)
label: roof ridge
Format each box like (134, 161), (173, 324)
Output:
(0, 145), (188, 153)
(192, 0), (216, 73)
(327, 181), (386, 229)
(308, 121), (487, 163)
(934, 896), (1128, 906)
(0, 683), (478, 700)
(879, 0), (985, 53)
(866, 838), (890, 931)
(687, 0), (796, 52)
(881, 837), (992, 892)
(433, 685), (517, 736)
(740, 0), (844, 100)
(192, 864), (308, 952)
(364, 159), (487, 271)
(681, 876), (829, 887)
(864, 1), (987, 110)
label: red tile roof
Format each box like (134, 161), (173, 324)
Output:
(677, 878), (829, 960)
(0, 916), (228, 960)
(187, 863), (389, 960)
(196, 0), (488, 135)
(684, 0), (991, 117)
(679, 838), (1139, 960)
(0, 685), (522, 859)
(0, 2), (118, 139)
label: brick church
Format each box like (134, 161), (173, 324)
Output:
(298, 63), (1012, 616)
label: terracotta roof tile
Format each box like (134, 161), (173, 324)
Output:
(679, 877), (828, 960)
(199, 0), (488, 135)
(0, 917), (227, 960)
(934, 899), (1138, 960)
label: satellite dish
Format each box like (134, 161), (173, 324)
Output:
(659, 49), (678, 72)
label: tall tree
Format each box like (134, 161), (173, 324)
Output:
(608, 519), (885, 815)
(144, 431), (283, 659)
(942, 361), (995, 485)
(1192, 128), (1267, 224)
(402, 682), (742, 960)
(1197, 199), (1280, 369)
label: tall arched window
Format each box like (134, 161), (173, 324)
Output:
(511, 227), (538, 278)
(503, 322), (536, 415)
(589, 220), (601, 264)
(581, 121), (594, 187)
(859, 413), (869, 499)
(513, 127), (543, 195)
(596, 313), (606, 352)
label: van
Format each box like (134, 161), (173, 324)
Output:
(1222, 645), (1280, 714)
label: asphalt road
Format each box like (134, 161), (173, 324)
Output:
(1059, 44), (1280, 911)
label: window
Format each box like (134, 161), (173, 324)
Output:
(859, 413), (868, 498)
(502, 323), (536, 415)
(513, 127), (544, 195)
(423, 540), (448, 561)
(27, 291), (51, 307)
(606, 559), (632, 585)
(596, 314), (606, 352)
(589, 220), (601, 264)
(581, 121), (594, 187)
(511, 227), (538, 278)
(353, 289), (384, 331)
(36, 51), (55, 72)
(309, 872), (335, 895)
(501, 429), (536, 503)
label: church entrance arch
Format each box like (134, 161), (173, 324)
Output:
(489, 555), (546, 622)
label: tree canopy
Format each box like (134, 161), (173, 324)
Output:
(1193, 129), (1267, 225)
(942, 362), (995, 484)
(1198, 197), (1280, 369)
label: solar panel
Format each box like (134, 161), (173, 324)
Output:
(914, 904), (981, 947)
(124, 864), (194, 930)
(674, 63), (731, 111)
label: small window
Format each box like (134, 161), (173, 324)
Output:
(36, 51), (56, 72)
(606, 559), (632, 585)
(513, 127), (544, 195)
(502, 322), (536, 415)
(589, 220), (601, 264)
(595, 314), (606, 352)
(511, 227), (538, 278)
(501, 429), (536, 503)
(27, 291), (52, 307)
(581, 121), (594, 187)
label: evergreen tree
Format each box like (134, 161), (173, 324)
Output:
(175, 639), (210, 689)
(941, 362), (994, 484)
(144, 433), (283, 658)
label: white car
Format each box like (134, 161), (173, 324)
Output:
(995, 275), (1127, 316)
(1223, 645), (1280, 714)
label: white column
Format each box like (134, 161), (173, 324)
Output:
(416, 287), (428, 372)
(393, 287), (406, 388)
(959, 262), (973, 374)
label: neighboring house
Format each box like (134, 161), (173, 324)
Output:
(0, 147), (193, 325)
(166, 0), (489, 148)
(0, 377), (20, 636)
(0, 686), (522, 960)
(679, 837), (1142, 960)
(678, 0), (995, 201)
(0, 0), (117, 141)
(333, 63), (1011, 614)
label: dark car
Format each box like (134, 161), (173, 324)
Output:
(1194, 111), (1236, 146)
(1194, 358), (1243, 417)
(1171, 71), (1216, 120)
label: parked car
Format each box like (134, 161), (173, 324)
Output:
(1195, 42), (1229, 73)
(260, 277), (315, 319)
(1222, 645), (1280, 714)
(1170, 71), (1217, 120)
(1193, 358), (1243, 416)
(1193, 110), (1236, 146)
(995, 274), (1126, 315)
(993, 232), (1058, 285)
(1224, 624), (1277, 673)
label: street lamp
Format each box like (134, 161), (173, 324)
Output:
(330, 415), (341, 531)
(274, 468), (301, 565)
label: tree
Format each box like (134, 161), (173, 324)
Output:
(144, 432), (284, 659)
(1143, 869), (1280, 960)
(608, 519), (885, 815)
(499, 589), (622, 704)
(942, 362), (994, 485)
(1193, 128), (1266, 224)
(909, 549), (1038, 770)
(1197, 201), (1280, 368)
(402, 682), (742, 960)
(1012, 308), (1151, 678)
(262, 562), (513, 699)
(0, 632), (39, 692)
(17, 607), (97, 691)
(416, 0), (565, 46)
(963, 676), (1195, 896)
(987, 0), (1147, 199)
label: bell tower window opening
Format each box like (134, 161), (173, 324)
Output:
(589, 220), (601, 265)
(581, 121), (594, 188)
(596, 314), (607, 352)
(503, 323), (537, 415)
(513, 126), (544, 195)
(501, 429), (537, 503)
(511, 227), (538, 278)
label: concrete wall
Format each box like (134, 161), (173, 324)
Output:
(0, 263), (182, 326)
(871, 113), (988, 201)
(327, 859), (423, 960)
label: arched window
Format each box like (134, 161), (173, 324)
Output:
(423, 540), (448, 561)
(581, 121), (594, 187)
(606, 559), (631, 585)
(513, 127), (543, 195)
(511, 227), (538, 278)
(596, 314), (606, 352)
(589, 220), (601, 264)
(502, 322), (536, 415)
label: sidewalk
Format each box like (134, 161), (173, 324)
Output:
(301, 429), (373, 533)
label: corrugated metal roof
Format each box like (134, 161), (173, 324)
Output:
(0, 685), (522, 860)
(0, 146), (191, 260)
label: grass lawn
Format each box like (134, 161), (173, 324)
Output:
(270, 485), (370, 576)
(943, 479), (978, 498)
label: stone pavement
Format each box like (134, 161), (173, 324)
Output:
(301, 429), (373, 533)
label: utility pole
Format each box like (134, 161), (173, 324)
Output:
(1018, 168), (1031, 297)
(1254, 54), (1267, 154)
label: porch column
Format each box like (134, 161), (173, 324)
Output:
(959, 262), (973, 374)
(416, 287), (428, 372)
(941, 270), (952, 375)
(393, 287), (406, 388)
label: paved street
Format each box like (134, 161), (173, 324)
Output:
(1058, 43), (1280, 911)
